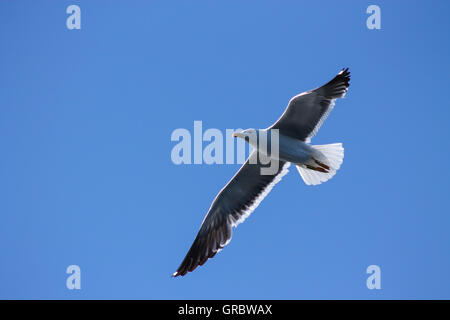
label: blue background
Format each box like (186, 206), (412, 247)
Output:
(1, 1), (449, 299)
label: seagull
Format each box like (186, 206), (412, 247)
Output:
(173, 68), (350, 277)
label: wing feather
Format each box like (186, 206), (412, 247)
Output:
(173, 152), (290, 277)
(270, 68), (350, 142)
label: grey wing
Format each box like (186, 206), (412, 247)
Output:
(173, 152), (290, 277)
(270, 68), (350, 142)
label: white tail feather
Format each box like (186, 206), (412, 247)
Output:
(296, 143), (344, 186)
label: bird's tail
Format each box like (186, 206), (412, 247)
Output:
(296, 143), (344, 186)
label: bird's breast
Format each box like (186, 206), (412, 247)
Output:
(257, 132), (312, 164)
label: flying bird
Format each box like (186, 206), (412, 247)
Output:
(173, 68), (350, 277)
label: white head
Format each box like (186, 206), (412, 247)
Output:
(232, 129), (258, 147)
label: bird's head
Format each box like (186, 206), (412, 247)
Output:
(232, 128), (257, 141)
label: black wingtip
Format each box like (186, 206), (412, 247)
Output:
(339, 67), (350, 76)
(172, 269), (187, 278)
(337, 67), (351, 87)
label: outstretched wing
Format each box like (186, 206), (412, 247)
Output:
(173, 152), (290, 277)
(270, 68), (350, 142)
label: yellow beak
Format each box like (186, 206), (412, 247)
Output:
(232, 132), (239, 138)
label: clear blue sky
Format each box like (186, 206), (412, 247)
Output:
(1, 1), (449, 299)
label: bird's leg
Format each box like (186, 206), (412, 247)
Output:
(305, 164), (329, 173)
(313, 158), (330, 171)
